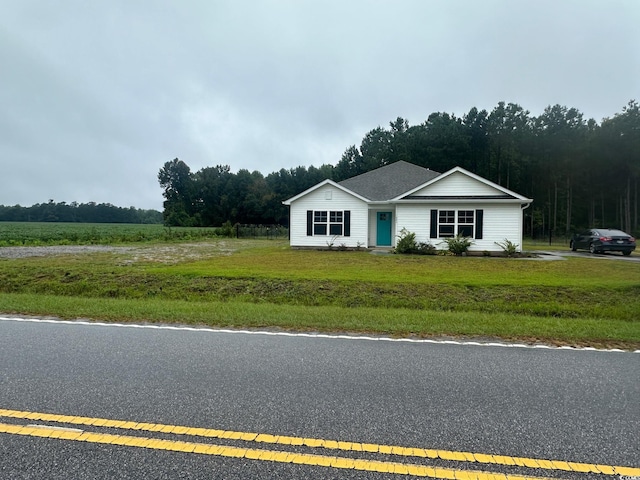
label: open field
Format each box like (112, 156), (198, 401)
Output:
(0, 222), (210, 245)
(0, 232), (639, 349)
(0, 222), (288, 246)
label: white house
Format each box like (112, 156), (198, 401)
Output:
(282, 161), (533, 252)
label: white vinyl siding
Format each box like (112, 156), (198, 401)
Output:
(412, 171), (504, 196)
(395, 204), (428, 243)
(477, 203), (523, 252)
(289, 186), (368, 248)
(396, 203), (524, 252)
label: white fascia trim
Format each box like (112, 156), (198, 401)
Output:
(393, 198), (529, 204)
(282, 179), (370, 205)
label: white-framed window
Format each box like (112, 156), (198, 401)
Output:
(435, 209), (477, 238)
(313, 210), (328, 235)
(457, 210), (475, 237)
(308, 210), (350, 236)
(329, 211), (343, 235)
(438, 210), (455, 237)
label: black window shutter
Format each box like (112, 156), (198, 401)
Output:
(306, 210), (313, 236)
(344, 211), (351, 237)
(430, 209), (438, 238)
(475, 209), (483, 239)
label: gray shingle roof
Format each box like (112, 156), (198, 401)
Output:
(338, 161), (441, 201)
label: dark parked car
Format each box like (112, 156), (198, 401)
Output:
(570, 228), (636, 255)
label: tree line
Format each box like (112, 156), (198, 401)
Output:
(159, 100), (640, 238)
(0, 200), (162, 224)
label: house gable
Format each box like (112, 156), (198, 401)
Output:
(284, 180), (369, 248)
(397, 167), (531, 202)
(283, 179), (369, 205)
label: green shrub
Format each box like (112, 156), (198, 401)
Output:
(395, 228), (436, 255)
(495, 238), (519, 257)
(440, 234), (473, 256)
(324, 235), (340, 250)
(395, 228), (417, 254)
(416, 242), (437, 255)
(214, 221), (236, 238)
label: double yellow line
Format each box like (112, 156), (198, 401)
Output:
(1, 408), (638, 479)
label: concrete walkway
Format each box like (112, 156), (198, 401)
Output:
(369, 248), (639, 262)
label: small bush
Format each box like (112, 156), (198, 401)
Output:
(395, 228), (417, 254)
(440, 234), (473, 256)
(416, 242), (437, 255)
(395, 228), (436, 255)
(326, 235), (339, 250)
(214, 221), (236, 238)
(495, 239), (519, 257)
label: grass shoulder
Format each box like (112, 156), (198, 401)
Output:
(1, 238), (638, 349)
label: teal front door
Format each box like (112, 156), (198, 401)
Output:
(376, 212), (392, 246)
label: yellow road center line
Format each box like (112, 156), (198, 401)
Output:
(0, 422), (559, 480)
(0, 408), (637, 477)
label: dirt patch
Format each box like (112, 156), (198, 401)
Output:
(0, 245), (134, 259)
(0, 241), (240, 264)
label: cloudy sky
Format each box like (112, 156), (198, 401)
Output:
(2, 1), (638, 211)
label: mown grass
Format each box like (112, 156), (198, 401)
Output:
(0, 238), (639, 349)
(0, 293), (636, 348)
(150, 243), (636, 288)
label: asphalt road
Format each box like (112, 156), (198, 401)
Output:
(0, 316), (638, 479)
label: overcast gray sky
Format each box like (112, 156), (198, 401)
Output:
(2, 1), (638, 211)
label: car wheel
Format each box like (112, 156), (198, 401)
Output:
(589, 243), (598, 254)
(570, 241), (577, 251)
(623, 250), (632, 256)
